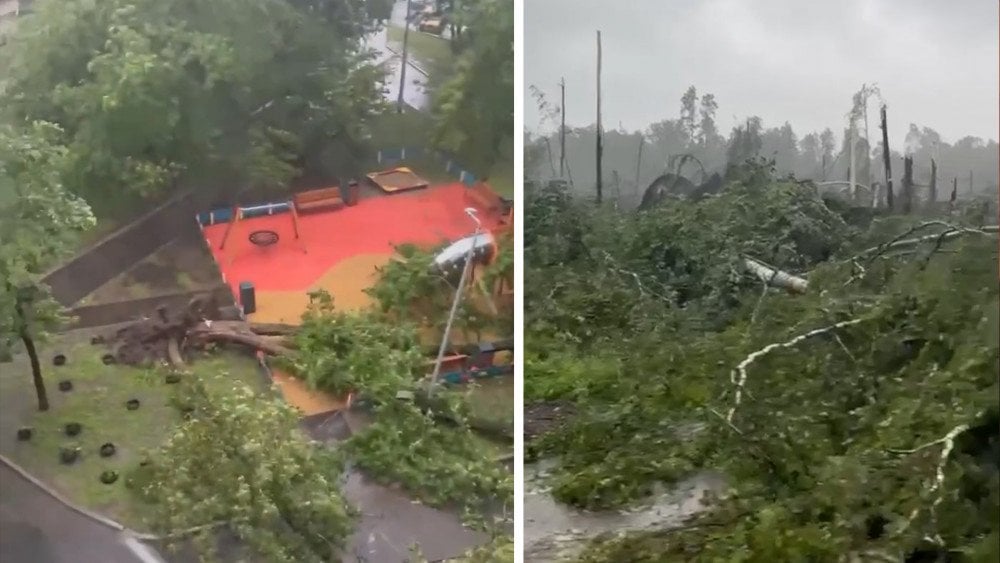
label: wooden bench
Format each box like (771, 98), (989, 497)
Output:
(294, 187), (343, 213)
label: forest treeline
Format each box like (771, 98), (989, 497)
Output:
(526, 85), (998, 210)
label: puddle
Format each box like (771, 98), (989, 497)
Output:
(524, 460), (725, 562)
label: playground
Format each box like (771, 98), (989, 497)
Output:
(196, 170), (514, 415)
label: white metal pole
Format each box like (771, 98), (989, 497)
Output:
(429, 208), (482, 395)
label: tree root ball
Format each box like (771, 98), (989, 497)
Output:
(102, 354), (117, 365)
(164, 373), (182, 384)
(58, 380), (73, 392)
(99, 470), (119, 485)
(16, 427), (33, 441)
(125, 399), (141, 411)
(53, 354), (67, 366)
(59, 447), (80, 465)
(64, 422), (82, 437)
(99, 443), (116, 458)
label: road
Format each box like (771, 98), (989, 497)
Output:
(0, 464), (165, 563)
(365, 0), (436, 111)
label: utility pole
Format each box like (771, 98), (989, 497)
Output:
(396, 0), (413, 113)
(879, 104), (894, 211)
(559, 77), (566, 178)
(429, 208), (481, 395)
(595, 30), (603, 205)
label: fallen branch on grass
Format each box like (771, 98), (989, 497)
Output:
(726, 318), (866, 423)
(188, 321), (295, 357)
(743, 256), (809, 294)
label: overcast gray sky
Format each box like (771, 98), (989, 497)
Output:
(525, 0), (999, 146)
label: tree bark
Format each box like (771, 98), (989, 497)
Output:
(12, 295), (48, 411)
(743, 257), (808, 294)
(879, 105), (894, 211)
(928, 159), (937, 208)
(902, 156), (914, 214)
(20, 331), (48, 411)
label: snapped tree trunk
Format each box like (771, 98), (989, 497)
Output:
(879, 105), (894, 211)
(595, 30), (603, 204)
(928, 159), (937, 209)
(743, 257), (809, 294)
(902, 156), (914, 214)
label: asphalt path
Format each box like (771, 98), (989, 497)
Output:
(0, 463), (166, 563)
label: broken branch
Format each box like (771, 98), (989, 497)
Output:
(727, 318), (866, 423)
(743, 256), (809, 294)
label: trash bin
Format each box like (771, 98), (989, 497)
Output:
(346, 180), (360, 206)
(239, 282), (256, 315)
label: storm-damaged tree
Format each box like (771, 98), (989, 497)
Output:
(136, 378), (355, 562)
(0, 122), (95, 411)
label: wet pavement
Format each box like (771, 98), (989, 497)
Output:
(524, 460), (726, 562)
(0, 464), (164, 563)
(366, 1), (432, 111)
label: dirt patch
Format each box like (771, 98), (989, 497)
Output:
(525, 401), (577, 442)
(250, 253), (389, 324)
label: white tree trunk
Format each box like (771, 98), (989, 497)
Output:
(743, 257), (809, 294)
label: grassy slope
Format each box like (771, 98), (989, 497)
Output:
(0, 328), (266, 529)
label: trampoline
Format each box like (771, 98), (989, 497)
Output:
(367, 167), (429, 194)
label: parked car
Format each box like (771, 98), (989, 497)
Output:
(418, 16), (445, 34)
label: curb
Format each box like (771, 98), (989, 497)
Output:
(0, 453), (229, 542)
(0, 453), (133, 533)
(383, 44), (430, 77)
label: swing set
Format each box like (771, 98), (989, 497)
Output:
(217, 201), (305, 262)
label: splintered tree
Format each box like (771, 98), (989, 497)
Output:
(880, 105), (895, 210)
(928, 158), (938, 208)
(902, 155), (915, 214)
(595, 30), (604, 204)
(0, 123), (95, 411)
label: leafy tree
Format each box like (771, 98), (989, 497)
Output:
(679, 86), (698, 145)
(135, 376), (355, 562)
(2, 0), (384, 212)
(697, 93), (721, 148)
(725, 116), (764, 167)
(0, 122), (95, 410)
(431, 0), (512, 179)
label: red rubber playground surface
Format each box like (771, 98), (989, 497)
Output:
(202, 182), (506, 297)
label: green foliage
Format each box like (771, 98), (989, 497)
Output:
(286, 289), (513, 523)
(137, 376), (355, 563)
(345, 400), (513, 518)
(0, 122), (95, 362)
(526, 162), (999, 560)
(366, 239), (513, 338)
(431, 0), (512, 178)
(286, 290), (424, 402)
(2, 0), (384, 211)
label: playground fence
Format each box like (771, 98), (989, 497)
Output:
(196, 147), (486, 227)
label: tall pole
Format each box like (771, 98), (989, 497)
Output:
(429, 208), (482, 395)
(595, 30), (603, 204)
(635, 135), (644, 190)
(879, 104), (894, 211)
(969, 170), (974, 195)
(849, 121), (857, 201)
(559, 77), (566, 178)
(396, 0), (413, 113)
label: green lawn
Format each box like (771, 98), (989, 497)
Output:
(0, 329), (267, 529)
(386, 25), (456, 82)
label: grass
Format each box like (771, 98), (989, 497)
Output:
(386, 25), (456, 82)
(0, 328), (266, 529)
